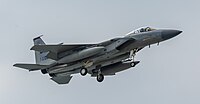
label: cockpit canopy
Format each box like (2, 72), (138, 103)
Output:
(126, 27), (156, 35)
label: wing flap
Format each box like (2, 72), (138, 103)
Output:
(13, 63), (47, 71)
(51, 75), (72, 84)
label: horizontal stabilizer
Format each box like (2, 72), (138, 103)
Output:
(51, 75), (72, 84)
(13, 63), (47, 71)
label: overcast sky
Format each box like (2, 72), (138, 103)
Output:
(0, 0), (200, 104)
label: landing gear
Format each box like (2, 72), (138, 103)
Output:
(49, 73), (56, 77)
(130, 61), (140, 67)
(95, 65), (104, 82)
(41, 69), (47, 74)
(80, 68), (88, 76)
(130, 62), (136, 67)
(122, 49), (140, 67)
(129, 49), (137, 60)
(97, 74), (104, 82)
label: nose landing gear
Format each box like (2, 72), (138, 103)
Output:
(122, 49), (140, 67)
(130, 61), (140, 67)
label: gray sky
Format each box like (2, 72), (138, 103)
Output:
(0, 0), (200, 104)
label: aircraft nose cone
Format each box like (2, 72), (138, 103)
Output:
(161, 30), (182, 40)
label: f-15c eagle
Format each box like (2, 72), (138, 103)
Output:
(14, 27), (182, 84)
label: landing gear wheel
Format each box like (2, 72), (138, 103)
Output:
(49, 73), (56, 77)
(80, 68), (87, 76)
(130, 62), (136, 67)
(130, 61), (140, 67)
(97, 74), (104, 82)
(41, 69), (47, 74)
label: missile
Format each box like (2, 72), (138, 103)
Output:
(58, 46), (106, 64)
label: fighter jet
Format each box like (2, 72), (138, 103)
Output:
(13, 27), (182, 84)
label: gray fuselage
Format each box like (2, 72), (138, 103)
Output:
(48, 29), (181, 76)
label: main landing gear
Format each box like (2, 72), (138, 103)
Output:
(80, 60), (93, 76)
(96, 65), (104, 82)
(80, 65), (104, 82)
(80, 67), (88, 76)
(97, 73), (104, 82)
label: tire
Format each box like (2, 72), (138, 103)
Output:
(49, 73), (56, 77)
(97, 74), (104, 82)
(41, 69), (47, 74)
(80, 68), (87, 76)
(130, 62), (136, 67)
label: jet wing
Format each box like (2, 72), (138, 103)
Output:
(51, 75), (72, 84)
(30, 44), (96, 53)
(99, 37), (136, 46)
(13, 63), (47, 71)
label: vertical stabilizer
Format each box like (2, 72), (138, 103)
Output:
(33, 35), (48, 64)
